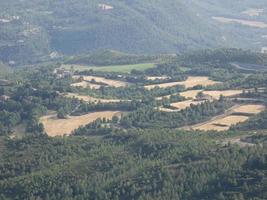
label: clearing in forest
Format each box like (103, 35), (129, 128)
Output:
(184, 104), (266, 131)
(73, 75), (128, 88)
(232, 104), (265, 114)
(158, 100), (205, 112)
(40, 111), (122, 137)
(203, 90), (243, 100)
(65, 93), (126, 103)
(145, 76), (221, 90)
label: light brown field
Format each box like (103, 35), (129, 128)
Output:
(146, 76), (170, 80)
(171, 100), (205, 110)
(232, 104), (265, 114)
(65, 93), (125, 103)
(158, 107), (179, 112)
(40, 111), (122, 137)
(180, 90), (203, 99)
(71, 81), (102, 89)
(145, 76), (221, 90)
(192, 115), (249, 131)
(213, 16), (267, 28)
(203, 90), (243, 100)
(73, 75), (128, 88)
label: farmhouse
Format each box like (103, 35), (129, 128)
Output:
(261, 47), (267, 54)
(54, 68), (72, 78)
(98, 4), (114, 11)
(0, 95), (10, 101)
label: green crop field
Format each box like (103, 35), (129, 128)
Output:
(62, 63), (155, 73)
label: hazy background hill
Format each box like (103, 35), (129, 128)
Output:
(0, 0), (266, 64)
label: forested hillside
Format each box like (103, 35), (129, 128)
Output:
(0, 0), (266, 64)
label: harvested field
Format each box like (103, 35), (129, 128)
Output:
(40, 111), (122, 137)
(71, 81), (102, 89)
(65, 93), (125, 103)
(232, 104), (265, 114)
(192, 115), (249, 131)
(158, 107), (179, 112)
(180, 90), (203, 99)
(203, 90), (243, 100)
(213, 16), (267, 28)
(145, 76), (221, 90)
(73, 75), (128, 88)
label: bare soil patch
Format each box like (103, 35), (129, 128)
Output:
(146, 76), (170, 80)
(232, 104), (265, 114)
(71, 81), (102, 89)
(40, 111), (122, 137)
(145, 76), (221, 90)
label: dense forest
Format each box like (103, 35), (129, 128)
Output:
(0, 48), (266, 199)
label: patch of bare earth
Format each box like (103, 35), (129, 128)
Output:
(182, 104), (266, 131)
(40, 111), (122, 137)
(71, 81), (102, 89)
(145, 76), (221, 90)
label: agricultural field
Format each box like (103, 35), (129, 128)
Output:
(192, 115), (249, 131)
(145, 76), (221, 90)
(65, 93), (126, 103)
(203, 90), (243, 100)
(72, 75), (128, 88)
(186, 104), (266, 131)
(40, 111), (122, 136)
(232, 104), (265, 114)
(62, 63), (155, 73)
(158, 100), (205, 112)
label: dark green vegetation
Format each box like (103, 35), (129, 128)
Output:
(0, 0), (267, 64)
(0, 49), (267, 199)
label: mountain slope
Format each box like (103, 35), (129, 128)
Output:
(0, 0), (266, 64)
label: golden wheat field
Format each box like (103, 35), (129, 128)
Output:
(145, 76), (221, 90)
(40, 111), (122, 137)
(203, 90), (243, 100)
(180, 90), (203, 99)
(232, 104), (265, 114)
(192, 115), (249, 131)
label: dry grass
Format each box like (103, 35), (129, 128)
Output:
(213, 16), (267, 28)
(73, 75), (128, 88)
(40, 111), (122, 137)
(203, 90), (243, 100)
(65, 93), (125, 103)
(193, 115), (249, 131)
(180, 90), (203, 99)
(145, 76), (221, 90)
(232, 104), (265, 114)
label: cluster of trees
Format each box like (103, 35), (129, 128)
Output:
(120, 98), (233, 128)
(0, 129), (266, 200)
